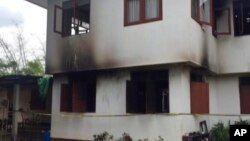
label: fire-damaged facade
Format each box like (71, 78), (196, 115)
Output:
(27, 0), (250, 141)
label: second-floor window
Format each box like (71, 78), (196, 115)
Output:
(124, 0), (162, 26)
(233, 0), (250, 36)
(191, 0), (212, 25)
(54, 0), (90, 37)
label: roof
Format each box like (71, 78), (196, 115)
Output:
(25, 0), (47, 9)
(0, 75), (42, 85)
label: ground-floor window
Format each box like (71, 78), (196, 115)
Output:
(190, 71), (209, 114)
(60, 72), (96, 113)
(239, 77), (250, 114)
(126, 70), (169, 113)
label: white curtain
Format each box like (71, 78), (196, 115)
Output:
(128, 0), (140, 22)
(145, 0), (160, 19)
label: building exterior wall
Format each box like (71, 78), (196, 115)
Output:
(45, 0), (250, 140)
(217, 0), (250, 74)
(46, 0), (218, 74)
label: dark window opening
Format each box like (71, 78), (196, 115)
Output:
(190, 71), (205, 82)
(191, 0), (212, 25)
(54, 0), (90, 37)
(239, 77), (250, 114)
(60, 73), (96, 113)
(30, 86), (46, 110)
(233, 0), (250, 36)
(124, 0), (162, 26)
(126, 70), (169, 113)
(190, 71), (209, 114)
(212, 0), (232, 36)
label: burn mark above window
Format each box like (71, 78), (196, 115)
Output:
(233, 0), (250, 36)
(54, 0), (90, 37)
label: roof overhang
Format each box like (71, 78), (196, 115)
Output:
(25, 0), (47, 9)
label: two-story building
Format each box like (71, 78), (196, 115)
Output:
(27, 0), (250, 141)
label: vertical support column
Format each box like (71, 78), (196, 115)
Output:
(12, 84), (20, 141)
(169, 66), (190, 113)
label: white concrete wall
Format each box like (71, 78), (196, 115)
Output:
(217, 0), (250, 74)
(50, 68), (250, 141)
(169, 66), (190, 113)
(51, 70), (200, 141)
(46, 0), (217, 73)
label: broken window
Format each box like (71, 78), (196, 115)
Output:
(54, 0), (90, 37)
(233, 0), (250, 36)
(239, 77), (250, 114)
(126, 70), (169, 113)
(124, 0), (162, 26)
(190, 71), (209, 114)
(191, 0), (212, 25)
(60, 73), (96, 113)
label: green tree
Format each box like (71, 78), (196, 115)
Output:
(0, 24), (45, 76)
(20, 59), (44, 75)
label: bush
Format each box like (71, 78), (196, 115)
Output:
(209, 122), (229, 141)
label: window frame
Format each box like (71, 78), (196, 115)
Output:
(126, 70), (169, 114)
(233, 0), (250, 36)
(213, 8), (232, 35)
(124, 0), (163, 26)
(60, 74), (96, 113)
(53, 0), (91, 37)
(191, 0), (213, 26)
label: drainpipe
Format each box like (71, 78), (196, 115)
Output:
(12, 84), (20, 141)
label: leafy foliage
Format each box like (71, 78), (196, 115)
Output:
(93, 132), (164, 141)
(0, 24), (45, 76)
(234, 119), (250, 125)
(19, 59), (44, 75)
(209, 122), (229, 141)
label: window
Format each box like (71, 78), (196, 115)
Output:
(54, 0), (90, 37)
(60, 73), (96, 113)
(190, 71), (209, 114)
(214, 8), (231, 35)
(239, 77), (250, 114)
(124, 0), (162, 26)
(191, 0), (212, 25)
(233, 0), (250, 36)
(126, 70), (169, 113)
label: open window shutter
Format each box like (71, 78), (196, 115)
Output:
(198, 0), (212, 25)
(191, 0), (200, 21)
(190, 82), (209, 114)
(240, 85), (250, 114)
(126, 81), (139, 113)
(72, 81), (86, 113)
(60, 84), (72, 112)
(214, 8), (231, 35)
(54, 5), (63, 35)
